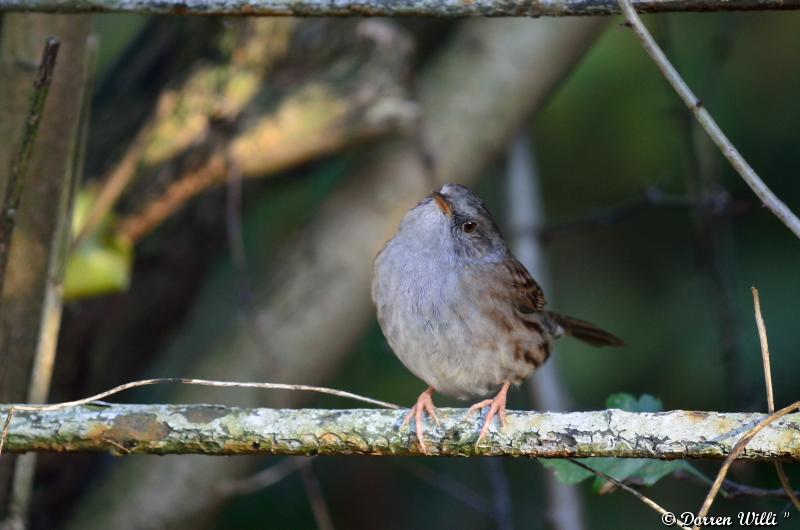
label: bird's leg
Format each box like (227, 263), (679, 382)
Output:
(402, 386), (440, 454)
(467, 381), (510, 447)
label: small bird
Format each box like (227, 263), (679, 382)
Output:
(371, 183), (624, 453)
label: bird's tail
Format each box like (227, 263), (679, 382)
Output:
(546, 312), (626, 347)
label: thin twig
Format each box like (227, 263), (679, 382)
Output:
(485, 460), (514, 530)
(395, 461), (496, 519)
(673, 469), (800, 500)
(567, 459), (690, 530)
(225, 159), (276, 372)
(0, 377), (399, 459)
(693, 401), (800, 529)
(0, 407), (15, 461)
(751, 287), (800, 511)
(0, 37), (60, 296)
(617, 0), (800, 239)
(538, 186), (745, 241)
(298, 459), (335, 530)
(752, 288), (774, 411)
(218, 458), (301, 498)
(226, 159), (251, 306)
(9, 377), (400, 412)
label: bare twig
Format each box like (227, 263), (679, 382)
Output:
(568, 459), (690, 530)
(751, 287), (800, 511)
(617, 0), (800, 239)
(673, 469), (800, 500)
(8, 377), (400, 413)
(224, 160), (276, 372)
(395, 461), (496, 518)
(226, 159), (251, 305)
(0, 37), (60, 296)
(693, 401), (800, 529)
(485, 460), (514, 530)
(539, 186), (745, 241)
(218, 458), (301, 498)
(0, 408), (15, 462)
(0, 377), (399, 459)
(752, 288), (775, 411)
(67, 34), (98, 231)
(298, 459), (335, 530)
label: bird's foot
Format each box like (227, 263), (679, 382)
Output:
(402, 387), (440, 454)
(467, 382), (510, 447)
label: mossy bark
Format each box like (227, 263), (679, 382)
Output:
(0, 0), (798, 16)
(4, 405), (799, 461)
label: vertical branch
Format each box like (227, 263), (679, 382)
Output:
(506, 131), (587, 530)
(298, 460), (335, 530)
(751, 288), (800, 511)
(0, 37), (59, 298)
(0, 14), (93, 521)
(4, 32), (96, 530)
(485, 460), (514, 530)
(752, 288), (774, 411)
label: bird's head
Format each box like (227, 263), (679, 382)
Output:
(399, 183), (508, 263)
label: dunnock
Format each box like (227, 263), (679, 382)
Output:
(371, 183), (624, 453)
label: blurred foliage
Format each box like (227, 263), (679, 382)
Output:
(43, 10), (800, 530)
(64, 188), (132, 300)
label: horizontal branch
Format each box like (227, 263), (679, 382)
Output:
(3, 404), (799, 459)
(0, 0), (798, 16)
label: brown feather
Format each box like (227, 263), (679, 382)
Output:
(502, 257), (546, 312)
(546, 312), (626, 347)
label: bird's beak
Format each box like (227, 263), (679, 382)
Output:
(432, 192), (454, 218)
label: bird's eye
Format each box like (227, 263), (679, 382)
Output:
(462, 221), (478, 234)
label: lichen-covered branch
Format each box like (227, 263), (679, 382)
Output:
(3, 405), (799, 460)
(0, 0), (798, 15)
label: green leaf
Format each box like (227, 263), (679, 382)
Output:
(541, 393), (703, 491)
(588, 458), (648, 493)
(605, 392), (663, 412)
(64, 235), (132, 300)
(539, 459), (594, 485)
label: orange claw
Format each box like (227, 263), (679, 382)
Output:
(402, 387), (440, 454)
(467, 381), (510, 447)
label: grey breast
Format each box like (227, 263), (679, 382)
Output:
(373, 240), (537, 399)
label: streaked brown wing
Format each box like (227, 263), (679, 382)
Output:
(500, 256), (546, 313)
